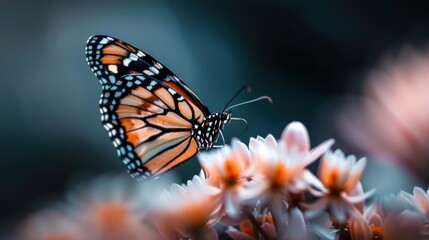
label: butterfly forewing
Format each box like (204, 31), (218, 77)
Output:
(86, 35), (231, 179)
(85, 35), (210, 116)
(100, 74), (202, 179)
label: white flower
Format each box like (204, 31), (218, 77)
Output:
(350, 192), (428, 240)
(243, 122), (334, 213)
(155, 172), (223, 240)
(308, 149), (375, 223)
(16, 209), (84, 240)
(198, 138), (252, 218)
(67, 174), (168, 240)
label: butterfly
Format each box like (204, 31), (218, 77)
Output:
(85, 35), (233, 179)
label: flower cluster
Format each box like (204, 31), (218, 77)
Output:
(15, 174), (170, 240)
(13, 122), (429, 240)
(347, 187), (429, 240)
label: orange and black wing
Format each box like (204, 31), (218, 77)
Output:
(85, 35), (210, 116)
(98, 74), (206, 179)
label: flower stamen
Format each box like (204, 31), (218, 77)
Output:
(370, 223), (383, 239)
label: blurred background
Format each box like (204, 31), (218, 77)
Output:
(2, 0), (429, 237)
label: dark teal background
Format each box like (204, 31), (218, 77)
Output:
(2, 0), (429, 235)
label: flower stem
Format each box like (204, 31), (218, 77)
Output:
(246, 212), (271, 240)
(337, 222), (350, 240)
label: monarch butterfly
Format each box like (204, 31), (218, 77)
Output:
(85, 35), (269, 179)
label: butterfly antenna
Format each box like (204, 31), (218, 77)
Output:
(230, 117), (248, 136)
(225, 96), (272, 112)
(223, 86), (251, 111)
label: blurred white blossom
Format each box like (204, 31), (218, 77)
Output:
(349, 191), (428, 240)
(339, 47), (429, 182)
(155, 172), (223, 240)
(16, 174), (169, 240)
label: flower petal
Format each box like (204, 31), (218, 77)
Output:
(281, 121), (310, 152)
(306, 139), (335, 165)
(349, 218), (372, 240)
(285, 207), (307, 238)
(301, 170), (325, 191)
(331, 200), (347, 222)
(224, 192), (242, 218)
(414, 186), (429, 215)
(261, 222), (277, 238)
(304, 198), (329, 219)
(344, 157), (367, 191)
(342, 188), (376, 204)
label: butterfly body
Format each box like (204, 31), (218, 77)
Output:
(86, 35), (231, 179)
(192, 112), (231, 149)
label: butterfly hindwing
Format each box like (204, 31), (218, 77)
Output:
(100, 74), (203, 179)
(86, 35), (210, 116)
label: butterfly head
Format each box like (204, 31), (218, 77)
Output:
(193, 111), (231, 149)
(217, 111), (232, 128)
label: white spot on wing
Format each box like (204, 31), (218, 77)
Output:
(154, 62), (163, 69)
(143, 70), (154, 76)
(108, 65), (118, 73)
(99, 38), (109, 44)
(149, 66), (159, 74)
(137, 51), (146, 57)
(123, 58), (131, 67)
(129, 53), (138, 61)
